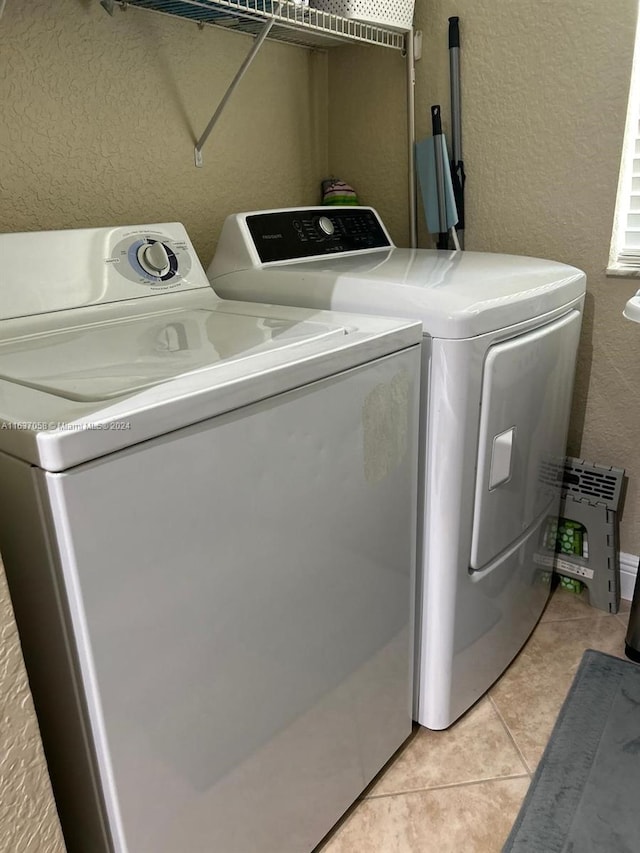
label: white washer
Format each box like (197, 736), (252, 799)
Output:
(0, 223), (422, 852)
(208, 206), (587, 730)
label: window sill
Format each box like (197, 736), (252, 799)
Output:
(606, 263), (640, 278)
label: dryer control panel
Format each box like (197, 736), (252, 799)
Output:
(246, 208), (392, 263)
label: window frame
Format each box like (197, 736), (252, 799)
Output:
(608, 7), (640, 277)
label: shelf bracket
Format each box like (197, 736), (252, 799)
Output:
(194, 15), (276, 167)
(413, 29), (423, 62)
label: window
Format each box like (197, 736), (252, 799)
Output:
(609, 9), (640, 275)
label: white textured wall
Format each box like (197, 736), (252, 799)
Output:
(0, 1), (327, 848)
(327, 42), (411, 244)
(330, 0), (640, 554)
(0, 0), (328, 258)
(0, 557), (65, 852)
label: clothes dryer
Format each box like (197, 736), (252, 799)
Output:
(207, 206), (587, 729)
(0, 222), (422, 852)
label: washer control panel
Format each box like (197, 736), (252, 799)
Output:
(246, 208), (391, 263)
(0, 222), (210, 322)
(108, 229), (193, 290)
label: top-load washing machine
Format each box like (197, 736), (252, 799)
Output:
(0, 222), (422, 852)
(207, 206), (587, 730)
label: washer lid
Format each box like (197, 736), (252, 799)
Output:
(0, 308), (346, 402)
(0, 291), (421, 472)
(213, 249), (586, 338)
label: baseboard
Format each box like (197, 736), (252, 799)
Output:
(620, 552), (639, 601)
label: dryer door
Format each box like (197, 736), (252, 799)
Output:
(470, 310), (582, 570)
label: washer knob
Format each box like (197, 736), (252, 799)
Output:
(138, 241), (170, 276)
(318, 216), (335, 236)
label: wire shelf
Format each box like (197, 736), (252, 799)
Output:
(122, 0), (408, 49)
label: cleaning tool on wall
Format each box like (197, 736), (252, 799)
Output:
(415, 105), (459, 249)
(448, 16), (466, 248)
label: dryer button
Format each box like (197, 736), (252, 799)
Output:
(317, 216), (335, 236)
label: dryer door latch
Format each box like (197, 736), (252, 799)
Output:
(489, 427), (515, 490)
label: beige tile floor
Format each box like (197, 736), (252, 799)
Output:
(318, 584), (632, 853)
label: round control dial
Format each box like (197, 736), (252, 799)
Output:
(110, 233), (190, 287)
(138, 241), (171, 276)
(318, 216), (335, 236)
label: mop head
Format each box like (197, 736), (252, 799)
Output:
(321, 178), (359, 206)
(415, 134), (458, 237)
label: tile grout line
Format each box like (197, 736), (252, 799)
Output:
(488, 693), (534, 777)
(616, 613), (630, 630)
(542, 615), (607, 624)
(488, 591), (620, 777)
(364, 773), (531, 801)
(541, 610), (626, 625)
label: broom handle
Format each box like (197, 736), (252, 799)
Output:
(449, 17), (462, 165)
(431, 106), (448, 248)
